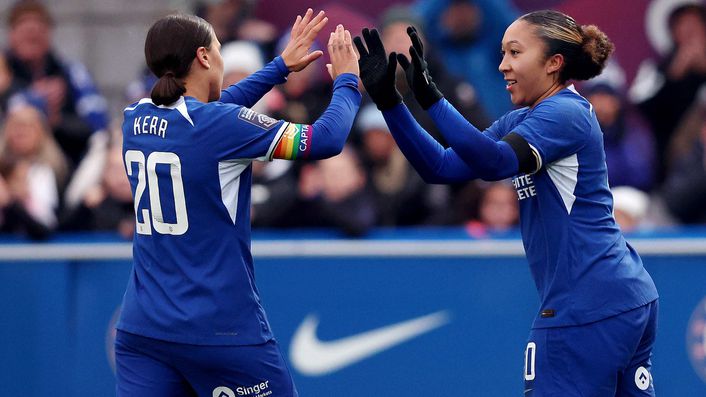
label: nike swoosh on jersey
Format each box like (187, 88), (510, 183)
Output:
(289, 310), (451, 376)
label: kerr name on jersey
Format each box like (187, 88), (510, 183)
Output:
(134, 115), (168, 139)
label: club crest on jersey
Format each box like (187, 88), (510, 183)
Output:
(687, 296), (706, 384)
(513, 174), (537, 200)
(238, 107), (278, 130)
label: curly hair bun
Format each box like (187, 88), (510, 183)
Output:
(573, 24), (615, 81)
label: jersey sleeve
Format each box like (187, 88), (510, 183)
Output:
(512, 97), (590, 169)
(205, 73), (359, 162)
(219, 56), (289, 107)
(482, 114), (509, 142)
(203, 104), (317, 162)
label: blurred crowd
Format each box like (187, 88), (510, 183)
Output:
(1, 0), (706, 239)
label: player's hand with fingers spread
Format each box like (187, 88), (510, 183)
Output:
(281, 8), (328, 72)
(353, 27), (402, 110)
(326, 24), (359, 80)
(396, 26), (444, 110)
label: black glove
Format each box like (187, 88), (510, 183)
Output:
(353, 28), (402, 111)
(396, 26), (444, 110)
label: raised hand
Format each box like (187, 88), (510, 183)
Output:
(326, 24), (359, 80)
(353, 28), (402, 110)
(280, 9), (329, 72)
(396, 26), (444, 110)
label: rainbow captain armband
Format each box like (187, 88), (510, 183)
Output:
(272, 123), (313, 160)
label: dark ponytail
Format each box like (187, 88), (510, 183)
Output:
(151, 72), (187, 106)
(520, 10), (614, 83)
(144, 14), (214, 105)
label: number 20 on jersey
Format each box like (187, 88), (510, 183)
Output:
(125, 150), (189, 235)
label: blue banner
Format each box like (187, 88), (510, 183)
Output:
(1, 232), (705, 396)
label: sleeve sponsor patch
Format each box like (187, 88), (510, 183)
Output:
(273, 123), (313, 160)
(238, 107), (278, 130)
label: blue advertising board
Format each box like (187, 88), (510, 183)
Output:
(1, 230), (705, 396)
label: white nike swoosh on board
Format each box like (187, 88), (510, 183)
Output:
(289, 310), (451, 376)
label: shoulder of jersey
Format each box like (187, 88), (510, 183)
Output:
(124, 97), (239, 111)
(538, 89), (588, 114)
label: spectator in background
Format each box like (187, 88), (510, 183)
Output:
(195, 0), (278, 56)
(291, 146), (377, 236)
(377, 5), (488, 226)
(4, 0), (109, 166)
(0, 101), (68, 239)
(414, 0), (518, 118)
(60, 143), (134, 239)
(612, 186), (650, 233)
(583, 61), (656, 192)
(273, 32), (331, 123)
(222, 41), (266, 86)
(661, 87), (706, 224)
(250, 159), (298, 229)
(631, 3), (706, 182)
(465, 182), (519, 238)
(123, 67), (158, 106)
(221, 40), (285, 114)
(4, 1), (110, 211)
(379, 5), (491, 142)
(357, 103), (448, 226)
(0, 54), (22, 112)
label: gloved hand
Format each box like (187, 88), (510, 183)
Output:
(396, 26), (444, 110)
(353, 28), (402, 110)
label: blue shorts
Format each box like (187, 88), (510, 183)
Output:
(524, 300), (658, 397)
(115, 330), (298, 397)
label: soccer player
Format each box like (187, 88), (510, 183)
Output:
(354, 10), (659, 396)
(115, 10), (360, 397)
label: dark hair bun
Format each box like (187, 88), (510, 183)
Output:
(151, 74), (186, 106)
(573, 24), (614, 81)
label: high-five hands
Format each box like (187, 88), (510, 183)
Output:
(396, 26), (444, 110)
(353, 28), (402, 110)
(281, 9), (328, 72)
(326, 24), (359, 80)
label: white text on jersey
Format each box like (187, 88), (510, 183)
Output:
(134, 116), (168, 139)
(513, 174), (537, 200)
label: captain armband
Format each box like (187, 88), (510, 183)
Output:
(272, 123), (313, 160)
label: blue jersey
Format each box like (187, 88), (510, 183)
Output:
(485, 86), (658, 328)
(117, 71), (360, 345)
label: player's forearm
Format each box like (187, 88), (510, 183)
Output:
(382, 103), (477, 184)
(307, 73), (361, 159)
(220, 56), (290, 107)
(428, 99), (519, 181)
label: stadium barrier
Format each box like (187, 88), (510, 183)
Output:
(1, 229), (705, 396)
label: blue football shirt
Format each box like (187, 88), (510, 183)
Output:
(117, 96), (310, 345)
(485, 86), (658, 328)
